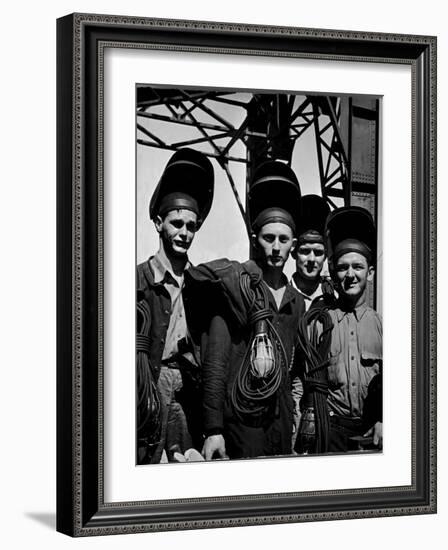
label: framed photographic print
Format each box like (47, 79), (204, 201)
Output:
(56, 13), (437, 536)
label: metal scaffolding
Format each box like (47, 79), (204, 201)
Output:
(137, 87), (379, 234)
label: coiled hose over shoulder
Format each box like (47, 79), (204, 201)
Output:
(230, 271), (288, 421)
(136, 297), (161, 458)
(295, 305), (333, 454)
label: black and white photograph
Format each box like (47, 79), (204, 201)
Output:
(1, 0), (443, 546)
(52, 6), (436, 540)
(135, 86), (382, 465)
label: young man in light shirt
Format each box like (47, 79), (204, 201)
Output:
(324, 206), (382, 452)
(136, 148), (214, 463)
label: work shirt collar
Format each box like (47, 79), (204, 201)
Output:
(290, 274), (323, 305)
(150, 251), (191, 287)
(334, 300), (368, 322)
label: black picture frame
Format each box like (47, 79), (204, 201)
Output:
(56, 13), (437, 536)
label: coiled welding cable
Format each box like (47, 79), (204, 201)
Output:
(230, 271), (288, 418)
(295, 305), (333, 453)
(136, 298), (161, 446)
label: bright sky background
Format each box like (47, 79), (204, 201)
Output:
(137, 91), (345, 278)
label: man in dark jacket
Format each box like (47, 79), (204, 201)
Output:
(136, 148), (214, 464)
(186, 161), (306, 460)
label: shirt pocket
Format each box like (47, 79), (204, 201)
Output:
(359, 337), (382, 371)
(360, 350), (382, 368)
(359, 342), (382, 398)
(327, 341), (345, 389)
(359, 318), (382, 370)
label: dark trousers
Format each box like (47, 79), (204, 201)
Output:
(224, 393), (293, 459)
(328, 415), (365, 452)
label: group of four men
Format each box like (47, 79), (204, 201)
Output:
(136, 148), (382, 464)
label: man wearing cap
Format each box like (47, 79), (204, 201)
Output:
(325, 206), (382, 452)
(186, 160), (305, 460)
(136, 148), (214, 464)
(291, 195), (334, 311)
(290, 195), (334, 446)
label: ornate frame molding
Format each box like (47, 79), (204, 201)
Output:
(57, 13), (437, 536)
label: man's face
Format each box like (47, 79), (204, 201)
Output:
(253, 222), (296, 269)
(295, 242), (326, 281)
(334, 251), (374, 301)
(155, 208), (198, 258)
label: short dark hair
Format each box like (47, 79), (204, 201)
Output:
(291, 239), (326, 260)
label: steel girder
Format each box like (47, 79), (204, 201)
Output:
(136, 87), (379, 232)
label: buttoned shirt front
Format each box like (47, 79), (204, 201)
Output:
(149, 252), (190, 361)
(327, 303), (382, 418)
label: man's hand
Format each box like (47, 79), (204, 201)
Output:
(364, 421), (383, 449)
(202, 434), (228, 460)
